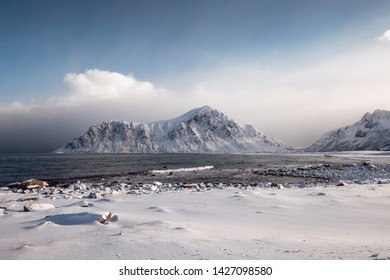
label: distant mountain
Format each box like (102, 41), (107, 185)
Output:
(307, 109), (390, 152)
(55, 106), (289, 153)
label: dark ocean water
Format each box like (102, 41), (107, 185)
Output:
(2, 152), (382, 186)
(0, 153), (291, 185)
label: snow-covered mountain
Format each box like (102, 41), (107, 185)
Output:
(307, 109), (390, 152)
(55, 106), (289, 153)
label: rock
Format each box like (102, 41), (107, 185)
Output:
(183, 183), (199, 189)
(18, 196), (39, 202)
(0, 206), (7, 214)
(88, 192), (102, 199)
(24, 203), (55, 212)
(316, 192), (327, 196)
(127, 190), (141, 195)
(15, 179), (49, 190)
(98, 212), (118, 224)
(109, 190), (121, 196)
(336, 181), (348, 186)
(69, 181), (87, 190)
(79, 200), (92, 207)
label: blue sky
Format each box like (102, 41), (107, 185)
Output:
(1, 0), (390, 152)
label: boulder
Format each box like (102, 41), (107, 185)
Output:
(13, 179), (49, 190)
(23, 203), (55, 212)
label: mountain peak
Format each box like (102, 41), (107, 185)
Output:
(195, 105), (215, 113)
(307, 109), (390, 152)
(362, 109), (390, 121)
(56, 106), (288, 153)
(176, 105), (220, 118)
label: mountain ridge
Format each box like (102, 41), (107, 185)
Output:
(56, 106), (290, 153)
(306, 109), (390, 152)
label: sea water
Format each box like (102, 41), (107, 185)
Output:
(0, 153), (287, 185)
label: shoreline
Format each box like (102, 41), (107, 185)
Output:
(2, 151), (390, 186)
(3, 159), (390, 194)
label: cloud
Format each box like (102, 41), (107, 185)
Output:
(179, 43), (390, 148)
(0, 69), (178, 153)
(63, 69), (154, 99)
(46, 69), (167, 108)
(376, 29), (390, 41)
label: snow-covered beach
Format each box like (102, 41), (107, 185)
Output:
(1, 154), (390, 260)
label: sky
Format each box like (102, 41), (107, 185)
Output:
(1, 0), (390, 153)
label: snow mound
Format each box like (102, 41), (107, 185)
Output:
(23, 203), (55, 212)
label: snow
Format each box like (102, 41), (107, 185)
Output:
(1, 179), (390, 259)
(23, 203), (55, 212)
(55, 106), (289, 153)
(308, 109), (390, 151)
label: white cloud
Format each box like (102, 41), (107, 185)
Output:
(0, 69), (178, 152)
(64, 69), (154, 97)
(180, 44), (390, 148)
(47, 69), (165, 108)
(376, 29), (390, 41)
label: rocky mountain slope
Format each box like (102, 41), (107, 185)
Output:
(56, 106), (289, 153)
(307, 109), (390, 152)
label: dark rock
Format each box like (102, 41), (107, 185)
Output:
(10, 179), (49, 190)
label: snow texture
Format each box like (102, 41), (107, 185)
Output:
(55, 106), (289, 153)
(307, 109), (390, 152)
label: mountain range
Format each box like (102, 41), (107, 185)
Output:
(56, 106), (289, 153)
(56, 107), (390, 153)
